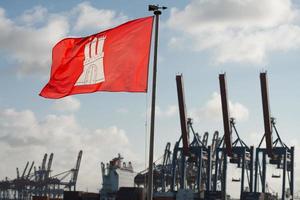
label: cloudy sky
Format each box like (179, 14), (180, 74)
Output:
(0, 0), (300, 198)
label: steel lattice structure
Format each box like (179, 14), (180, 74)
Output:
(0, 151), (82, 200)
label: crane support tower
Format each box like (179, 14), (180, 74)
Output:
(253, 72), (294, 200)
(134, 74), (221, 200)
(210, 73), (254, 200)
(0, 151), (83, 200)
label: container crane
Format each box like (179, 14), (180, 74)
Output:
(254, 72), (294, 200)
(211, 73), (254, 200)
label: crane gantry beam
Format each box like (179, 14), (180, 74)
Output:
(219, 73), (233, 157)
(176, 74), (189, 156)
(260, 72), (273, 157)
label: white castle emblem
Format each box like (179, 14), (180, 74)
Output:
(75, 36), (106, 86)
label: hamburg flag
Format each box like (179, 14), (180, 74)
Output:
(40, 16), (153, 99)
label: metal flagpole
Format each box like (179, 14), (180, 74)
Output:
(147, 5), (166, 200)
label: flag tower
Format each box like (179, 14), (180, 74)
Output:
(147, 5), (167, 200)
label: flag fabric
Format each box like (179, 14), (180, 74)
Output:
(40, 16), (153, 99)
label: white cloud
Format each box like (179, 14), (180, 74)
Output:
(191, 92), (249, 122)
(0, 108), (140, 192)
(165, 105), (178, 117)
(167, 0), (300, 64)
(52, 96), (81, 112)
(0, 7), (69, 75)
(72, 2), (127, 32)
(153, 105), (178, 118)
(248, 131), (263, 146)
(19, 6), (48, 26)
(168, 36), (187, 50)
(0, 3), (128, 76)
(230, 101), (249, 122)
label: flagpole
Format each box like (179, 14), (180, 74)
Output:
(147, 5), (166, 200)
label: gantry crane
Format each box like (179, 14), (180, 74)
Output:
(210, 73), (254, 200)
(253, 72), (294, 200)
(0, 151), (83, 200)
(134, 75), (221, 200)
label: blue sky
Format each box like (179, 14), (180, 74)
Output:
(0, 0), (300, 197)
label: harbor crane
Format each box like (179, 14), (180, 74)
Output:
(253, 72), (294, 200)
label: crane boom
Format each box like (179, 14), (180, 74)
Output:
(16, 168), (20, 179)
(176, 74), (189, 155)
(202, 132), (209, 146)
(21, 161), (29, 178)
(260, 72), (273, 157)
(71, 150), (83, 190)
(211, 131), (219, 157)
(163, 142), (171, 166)
(26, 161), (35, 180)
(219, 73), (233, 156)
(46, 153), (54, 178)
(41, 153), (48, 170)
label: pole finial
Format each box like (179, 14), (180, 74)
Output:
(146, 4), (166, 200)
(148, 4), (167, 15)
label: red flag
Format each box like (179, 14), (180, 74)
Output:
(40, 16), (153, 99)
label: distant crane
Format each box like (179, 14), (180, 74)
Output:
(135, 75), (220, 199)
(254, 72), (294, 200)
(0, 151), (83, 200)
(211, 73), (254, 200)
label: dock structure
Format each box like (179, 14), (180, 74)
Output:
(209, 73), (255, 200)
(0, 151), (82, 200)
(133, 73), (294, 200)
(251, 72), (294, 200)
(0, 73), (295, 200)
